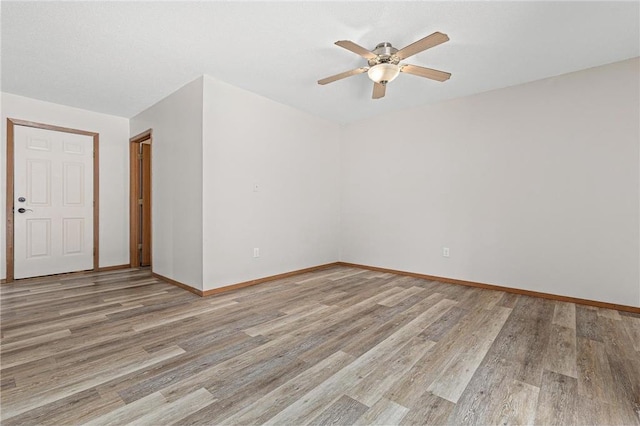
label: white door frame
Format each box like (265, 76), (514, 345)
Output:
(5, 118), (99, 282)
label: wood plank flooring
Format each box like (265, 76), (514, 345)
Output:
(1, 266), (639, 425)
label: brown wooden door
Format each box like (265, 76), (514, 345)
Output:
(129, 130), (152, 268)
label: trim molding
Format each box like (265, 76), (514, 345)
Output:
(151, 272), (203, 296)
(97, 264), (131, 272)
(337, 262), (640, 314)
(151, 263), (340, 297)
(93, 134), (100, 271)
(147, 261), (640, 313)
(5, 119), (15, 281)
(130, 128), (153, 144)
(201, 263), (339, 297)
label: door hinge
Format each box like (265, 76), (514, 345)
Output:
(137, 153), (143, 160)
(138, 243), (143, 250)
(138, 198), (143, 205)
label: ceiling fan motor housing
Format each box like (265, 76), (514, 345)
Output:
(368, 42), (400, 66)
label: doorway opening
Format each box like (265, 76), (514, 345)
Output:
(129, 129), (152, 267)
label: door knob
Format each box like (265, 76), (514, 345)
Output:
(17, 208), (33, 213)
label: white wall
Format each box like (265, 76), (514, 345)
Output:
(6, 59), (636, 308)
(130, 78), (204, 290)
(341, 58), (640, 307)
(201, 76), (341, 290)
(1, 93), (130, 279)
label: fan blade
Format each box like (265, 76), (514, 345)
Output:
(372, 82), (386, 99)
(318, 67), (368, 85)
(335, 40), (377, 60)
(395, 32), (449, 60)
(400, 64), (451, 82)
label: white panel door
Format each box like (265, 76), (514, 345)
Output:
(14, 126), (94, 279)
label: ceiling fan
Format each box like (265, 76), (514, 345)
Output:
(318, 31), (451, 99)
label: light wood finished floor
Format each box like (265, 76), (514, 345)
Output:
(1, 266), (639, 425)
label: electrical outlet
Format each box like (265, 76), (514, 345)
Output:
(442, 247), (450, 257)
(253, 248), (260, 258)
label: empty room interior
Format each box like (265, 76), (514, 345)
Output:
(1, 1), (639, 425)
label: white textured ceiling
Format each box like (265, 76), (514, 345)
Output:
(2, 1), (639, 124)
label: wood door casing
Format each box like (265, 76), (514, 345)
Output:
(141, 143), (151, 266)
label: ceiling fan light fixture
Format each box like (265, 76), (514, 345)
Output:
(319, 32), (451, 99)
(367, 63), (400, 84)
